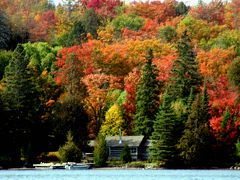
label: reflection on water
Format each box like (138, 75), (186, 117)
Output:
(0, 169), (240, 180)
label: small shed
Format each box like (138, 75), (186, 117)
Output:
(106, 135), (145, 160)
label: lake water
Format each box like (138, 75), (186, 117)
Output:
(1, 169), (240, 180)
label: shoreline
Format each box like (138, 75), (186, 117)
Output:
(2, 166), (234, 171)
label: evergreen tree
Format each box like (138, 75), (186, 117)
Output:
(134, 49), (159, 137)
(0, 10), (11, 49)
(1, 44), (41, 163)
(175, 2), (189, 16)
(168, 31), (201, 102)
(149, 93), (178, 167)
(93, 134), (108, 167)
(81, 9), (101, 38)
(58, 131), (82, 162)
(178, 83), (212, 167)
(55, 95), (89, 150)
(120, 144), (132, 163)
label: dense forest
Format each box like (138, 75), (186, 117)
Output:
(0, 0), (240, 168)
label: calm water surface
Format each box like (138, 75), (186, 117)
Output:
(1, 169), (240, 180)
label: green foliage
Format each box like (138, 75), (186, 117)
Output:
(56, 20), (86, 47)
(93, 135), (108, 167)
(178, 84), (212, 167)
(100, 104), (126, 136)
(0, 10), (11, 49)
(23, 42), (61, 77)
(120, 144), (132, 163)
(168, 31), (202, 102)
(209, 30), (240, 55)
(54, 95), (89, 149)
(221, 107), (231, 129)
(106, 89), (127, 109)
(1, 44), (43, 163)
(134, 49), (160, 137)
(81, 9), (101, 38)
(228, 57), (240, 90)
(158, 26), (177, 42)
(112, 14), (144, 32)
(236, 140), (240, 159)
(149, 93), (178, 167)
(175, 2), (189, 16)
(0, 50), (12, 79)
(58, 131), (82, 162)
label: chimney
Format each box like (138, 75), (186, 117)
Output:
(119, 128), (122, 144)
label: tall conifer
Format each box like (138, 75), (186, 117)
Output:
(134, 49), (159, 137)
(168, 31), (201, 102)
(178, 82), (212, 167)
(149, 93), (178, 167)
(2, 44), (41, 162)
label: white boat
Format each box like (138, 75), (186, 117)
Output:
(65, 163), (91, 170)
(33, 163), (65, 170)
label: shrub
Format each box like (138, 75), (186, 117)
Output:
(58, 132), (82, 162)
(158, 26), (177, 42)
(120, 144), (132, 163)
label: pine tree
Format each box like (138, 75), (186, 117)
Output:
(149, 93), (178, 167)
(178, 82), (212, 167)
(168, 31), (201, 102)
(134, 49), (160, 137)
(58, 131), (82, 162)
(120, 144), (132, 163)
(93, 134), (108, 167)
(2, 44), (41, 162)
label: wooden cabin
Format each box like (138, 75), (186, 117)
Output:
(105, 136), (150, 160)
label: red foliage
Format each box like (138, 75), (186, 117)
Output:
(208, 76), (240, 142)
(30, 10), (57, 42)
(122, 19), (160, 40)
(190, 0), (225, 24)
(55, 40), (97, 85)
(82, 0), (122, 19)
(83, 73), (123, 138)
(153, 54), (177, 82)
(123, 68), (141, 133)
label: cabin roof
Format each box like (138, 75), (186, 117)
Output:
(105, 135), (144, 147)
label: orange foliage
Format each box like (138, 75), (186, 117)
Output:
(129, 0), (176, 23)
(153, 53), (177, 82)
(122, 19), (159, 40)
(82, 73), (123, 138)
(197, 48), (236, 79)
(224, 0), (240, 29)
(92, 39), (175, 76)
(55, 40), (99, 84)
(123, 68), (141, 134)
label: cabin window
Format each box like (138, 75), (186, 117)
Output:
(130, 147), (137, 154)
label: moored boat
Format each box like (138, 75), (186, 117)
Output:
(65, 163), (91, 170)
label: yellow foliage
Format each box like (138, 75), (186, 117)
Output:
(100, 104), (126, 136)
(98, 24), (115, 43)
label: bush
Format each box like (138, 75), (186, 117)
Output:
(58, 132), (82, 162)
(120, 144), (132, 163)
(158, 26), (177, 42)
(93, 135), (108, 167)
(112, 14), (144, 32)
